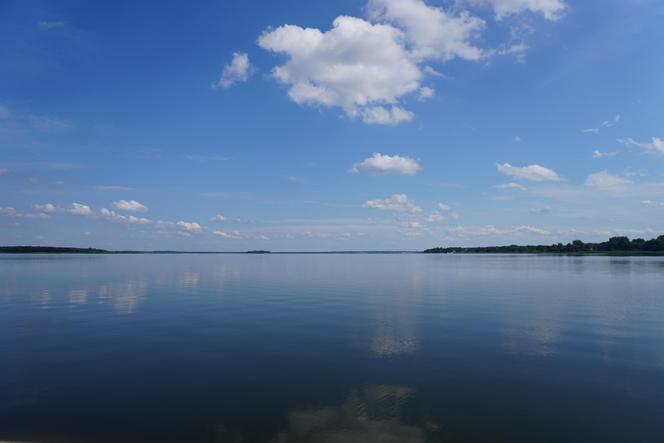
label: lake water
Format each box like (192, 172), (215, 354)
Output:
(1, 253), (664, 442)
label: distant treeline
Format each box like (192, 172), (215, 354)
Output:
(423, 235), (664, 255)
(0, 246), (110, 254)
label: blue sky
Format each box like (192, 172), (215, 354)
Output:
(1, 0), (663, 251)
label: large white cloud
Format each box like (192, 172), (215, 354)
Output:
(367, 0), (485, 61)
(113, 199), (148, 212)
(363, 194), (422, 213)
(258, 16), (422, 124)
(351, 153), (422, 175)
(496, 163), (562, 182)
(212, 52), (251, 88)
(470, 0), (567, 21)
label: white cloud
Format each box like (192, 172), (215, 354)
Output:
(113, 199), (148, 212)
(351, 153), (422, 175)
(592, 150), (617, 159)
(494, 182), (527, 190)
(367, 0), (485, 61)
(359, 106), (414, 125)
(32, 203), (57, 213)
(68, 203), (92, 216)
(100, 208), (150, 224)
(585, 171), (631, 189)
(38, 20), (65, 30)
(363, 193), (422, 213)
(212, 52), (251, 88)
(417, 86), (435, 101)
(496, 163), (561, 182)
(470, 0), (567, 21)
(583, 114), (620, 134)
(210, 214), (227, 222)
(641, 200), (664, 208)
(447, 224), (550, 236)
(529, 206), (552, 215)
(213, 229), (242, 239)
(618, 137), (664, 154)
(425, 203), (458, 222)
(0, 207), (49, 219)
(258, 16), (422, 124)
(176, 221), (203, 232)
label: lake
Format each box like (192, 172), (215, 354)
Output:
(1, 253), (664, 442)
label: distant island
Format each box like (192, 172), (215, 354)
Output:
(247, 250), (271, 254)
(0, 246), (111, 254)
(424, 235), (664, 255)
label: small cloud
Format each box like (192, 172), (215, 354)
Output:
(417, 87), (435, 102)
(494, 182), (527, 191)
(176, 221), (203, 232)
(213, 229), (242, 239)
(513, 136), (522, 143)
(38, 20), (65, 30)
(529, 206), (552, 215)
(100, 208), (150, 224)
(359, 106), (414, 125)
(363, 194), (422, 213)
(641, 200), (664, 208)
(585, 171), (631, 189)
(68, 203), (92, 216)
(32, 203), (57, 213)
(351, 153), (422, 176)
(618, 137), (664, 154)
(471, 0), (567, 21)
(582, 114), (620, 134)
(212, 52), (252, 89)
(496, 163), (562, 182)
(592, 150), (617, 159)
(210, 214), (227, 222)
(113, 199), (148, 212)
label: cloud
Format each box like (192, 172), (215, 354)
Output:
(210, 214), (226, 222)
(447, 224), (550, 236)
(38, 20), (65, 30)
(592, 150), (617, 159)
(496, 163), (561, 182)
(618, 137), (664, 154)
(212, 52), (252, 88)
(258, 16), (422, 125)
(32, 203), (57, 213)
(68, 203), (92, 216)
(417, 86), (434, 101)
(351, 153), (422, 175)
(213, 229), (242, 239)
(363, 194), (422, 213)
(585, 171), (631, 189)
(258, 0), (565, 124)
(367, 0), (485, 61)
(529, 206), (552, 215)
(582, 114), (620, 134)
(425, 203), (458, 222)
(113, 199), (148, 212)
(641, 200), (664, 208)
(176, 221), (203, 232)
(0, 207), (49, 219)
(469, 0), (567, 21)
(494, 182), (527, 190)
(100, 208), (150, 224)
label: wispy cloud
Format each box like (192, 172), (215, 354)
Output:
(497, 163), (562, 182)
(212, 52), (252, 89)
(618, 137), (664, 154)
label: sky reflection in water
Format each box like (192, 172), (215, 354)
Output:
(1, 254), (664, 442)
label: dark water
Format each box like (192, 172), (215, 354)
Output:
(1, 254), (664, 442)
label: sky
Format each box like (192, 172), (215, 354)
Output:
(1, 0), (663, 251)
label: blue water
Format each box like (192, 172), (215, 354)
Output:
(1, 253), (664, 442)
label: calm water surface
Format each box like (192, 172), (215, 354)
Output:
(1, 254), (664, 442)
